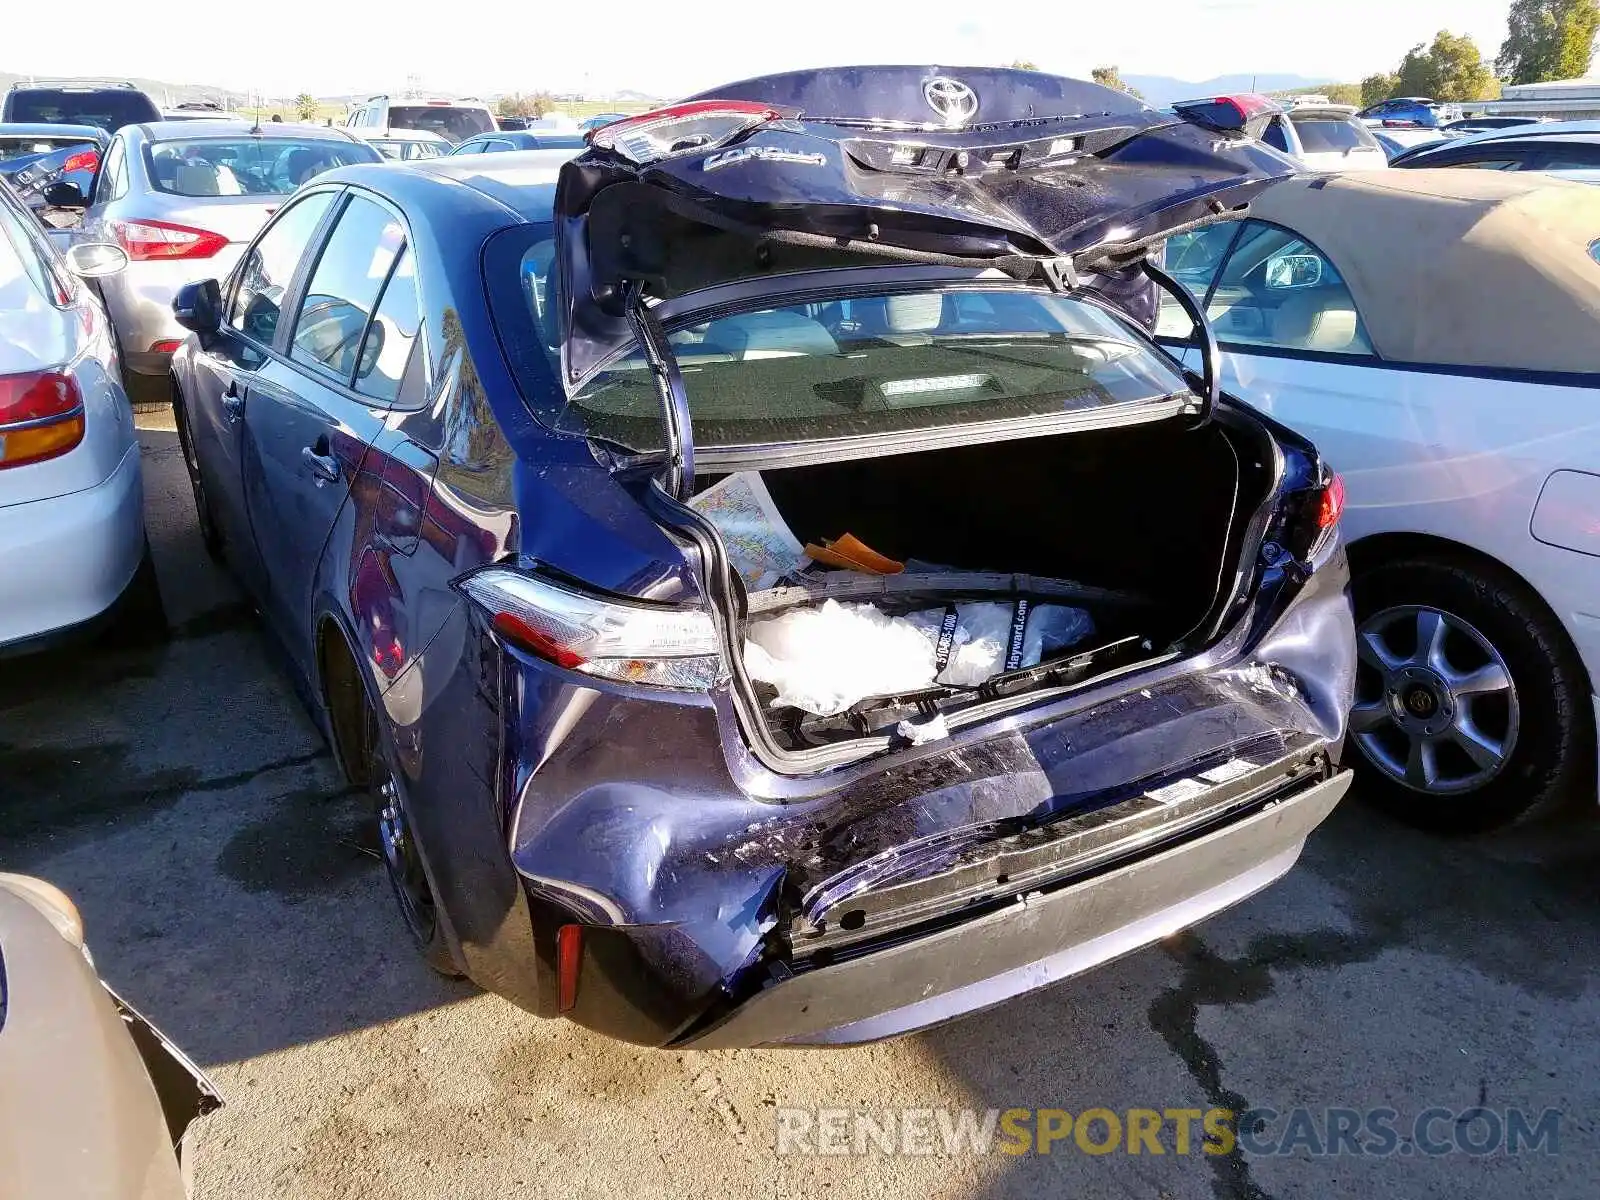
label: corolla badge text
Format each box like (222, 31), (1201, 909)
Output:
(702, 146), (828, 172)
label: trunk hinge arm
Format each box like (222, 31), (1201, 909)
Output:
(1139, 256), (1219, 428)
(623, 279), (696, 501)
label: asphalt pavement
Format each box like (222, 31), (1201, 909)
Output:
(2, 411), (1598, 1199)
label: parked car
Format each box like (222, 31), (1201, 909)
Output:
(354, 129), (452, 161)
(449, 130), (587, 154)
(1389, 119), (1600, 171)
(1442, 116), (1543, 134)
(0, 124), (106, 201)
(578, 112), (631, 132)
(1357, 96), (1445, 127)
(161, 101), (249, 123)
(56, 119), (379, 401)
(2, 80), (161, 134)
(1372, 128), (1449, 160)
(1267, 106), (1388, 170)
(1175, 97), (1385, 170)
(1157, 170), (1600, 830)
(169, 67), (1353, 1047)
(0, 873), (220, 1198)
(496, 116), (529, 131)
(341, 95), (496, 144)
(0, 179), (159, 656)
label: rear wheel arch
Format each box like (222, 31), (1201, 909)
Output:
(316, 613), (373, 789)
(1345, 530), (1593, 696)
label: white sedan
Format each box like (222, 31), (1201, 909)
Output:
(1158, 169), (1600, 831)
(0, 180), (159, 655)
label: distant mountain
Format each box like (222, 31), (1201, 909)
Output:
(1123, 73), (1337, 108)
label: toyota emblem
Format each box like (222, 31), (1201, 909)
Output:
(923, 76), (979, 125)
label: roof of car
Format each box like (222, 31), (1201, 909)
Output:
(320, 149), (580, 220)
(131, 118), (365, 143)
(1432, 118), (1600, 148)
(1250, 170), (1600, 374)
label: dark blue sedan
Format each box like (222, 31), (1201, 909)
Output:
(449, 129), (587, 155)
(168, 68), (1355, 1047)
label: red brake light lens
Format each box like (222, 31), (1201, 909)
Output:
(0, 370), (86, 468)
(60, 148), (100, 174)
(1218, 93), (1279, 121)
(1317, 473), (1346, 532)
(110, 218), (228, 262)
(588, 100), (782, 164)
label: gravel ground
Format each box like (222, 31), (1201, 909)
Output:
(2, 412), (1598, 1199)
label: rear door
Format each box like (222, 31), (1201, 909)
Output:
(186, 187), (338, 593)
(240, 190), (408, 676)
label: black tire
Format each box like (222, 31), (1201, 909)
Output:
(170, 377), (224, 563)
(1349, 555), (1593, 833)
(107, 540), (169, 648)
(365, 705), (463, 978)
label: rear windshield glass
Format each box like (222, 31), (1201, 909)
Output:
(6, 88), (159, 133)
(386, 106), (495, 141)
(0, 134), (98, 161)
(146, 137), (374, 196)
(1292, 117), (1378, 153)
(491, 235), (1191, 453)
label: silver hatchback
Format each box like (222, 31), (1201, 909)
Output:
(73, 120), (380, 397)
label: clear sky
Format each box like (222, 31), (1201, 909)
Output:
(9, 0), (1519, 99)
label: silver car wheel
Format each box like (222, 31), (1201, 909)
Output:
(1350, 604), (1520, 795)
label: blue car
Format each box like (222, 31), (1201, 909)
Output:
(1358, 96), (1442, 128)
(169, 67), (1355, 1047)
(449, 129), (587, 154)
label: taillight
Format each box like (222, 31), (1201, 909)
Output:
(588, 100), (783, 165)
(1280, 469), (1344, 562)
(60, 148), (100, 173)
(1174, 93), (1282, 132)
(110, 218), (228, 262)
(0, 370), (85, 469)
(456, 566), (724, 690)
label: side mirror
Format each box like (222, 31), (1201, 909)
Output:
(43, 180), (87, 209)
(173, 278), (223, 335)
(1265, 253), (1324, 290)
(63, 242), (128, 278)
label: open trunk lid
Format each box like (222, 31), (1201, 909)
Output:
(553, 66), (1300, 392)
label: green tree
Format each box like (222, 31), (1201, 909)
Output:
(1497, 0), (1600, 83)
(1009, 59), (1040, 71)
(293, 92), (318, 122)
(1322, 83), (1364, 106)
(1361, 72), (1399, 106)
(1090, 66), (1144, 99)
(1393, 31), (1497, 101)
(498, 91), (555, 118)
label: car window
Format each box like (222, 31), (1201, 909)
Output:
(289, 194), (405, 383)
(1292, 117), (1379, 153)
(1153, 222), (1241, 338)
(5, 87), (159, 133)
(1203, 221), (1372, 356)
(1261, 117), (1291, 153)
(550, 284), (1195, 453)
(450, 140), (483, 156)
(1538, 147), (1600, 170)
(385, 105), (496, 141)
(353, 247), (423, 404)
(0, 184), (71, 305)
(146, 136), (373, 197)
(95, 136), (127, 203)
(229, 190), (336, 343)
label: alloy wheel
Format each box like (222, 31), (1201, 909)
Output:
(1350, 604), (1520, 795)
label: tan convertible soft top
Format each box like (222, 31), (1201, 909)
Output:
(1246, 170), (1600, 374)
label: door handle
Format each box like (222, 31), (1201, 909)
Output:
(301, 445), (340, 484)
(222, 380), (243, 420)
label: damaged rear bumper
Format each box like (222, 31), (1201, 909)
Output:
(687, 769), (1348, 1046)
